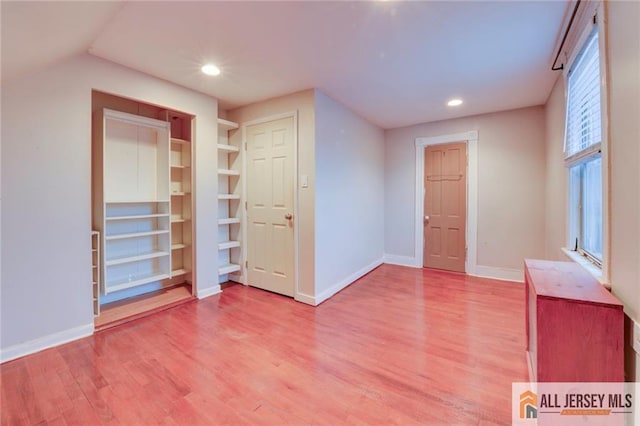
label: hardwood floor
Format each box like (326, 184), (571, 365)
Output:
(1, 265), (527, 425)
(95, 284), (194, 331)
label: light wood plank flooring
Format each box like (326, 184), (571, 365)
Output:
(1, 264), (527, 425)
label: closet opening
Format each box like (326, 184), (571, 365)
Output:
(91, 90), (195, 330)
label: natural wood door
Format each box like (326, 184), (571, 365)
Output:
(246, 117), (295, 297)
(423, 142), (467, 272)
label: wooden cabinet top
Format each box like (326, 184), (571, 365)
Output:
(524, 259), (622, 308)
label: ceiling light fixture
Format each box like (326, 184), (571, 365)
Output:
(201, 64), (221, 76)
(447, 99), (463, 107)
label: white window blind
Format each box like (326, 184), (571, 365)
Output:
(565, 30), (601, 160)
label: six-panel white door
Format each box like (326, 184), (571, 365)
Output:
(246, 117), (295, 297)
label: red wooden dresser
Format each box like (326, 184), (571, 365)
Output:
(524, 259), (624, 382)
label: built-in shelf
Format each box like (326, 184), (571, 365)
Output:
(217, 194), (241, 200)
(106, 213), (169, 221)
(219, 263), (241, 275)
(105, 251), (170, 266)
(218, 218), (241, 225)
(218, 169), (240, 176)
(106, 200), (171, 204)
(105, 272), (171, 294)
(168, 113), (194, 284)
(218, 118), (239, 131)
(218, 240), (241, 250)
(94, 106), (195, 305)
(92, 231), (100, 317)
(218, 117), (242, 284)
(105, 230), (169, 241)
(217, 143), (239, 152)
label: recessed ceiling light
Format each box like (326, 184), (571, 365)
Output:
(201, 64), (221, 76)
(447, 99), (463, 107)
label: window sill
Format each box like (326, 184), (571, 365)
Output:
(561, 248), (610, 290)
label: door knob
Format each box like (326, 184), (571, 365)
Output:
(424, 215), (430, 223)
(285, 213), (293, 220)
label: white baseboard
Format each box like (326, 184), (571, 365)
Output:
(383, 254), (419, 268)
(294, 292), (316, 306)
(471, 265), (524, 283)
(1, 322), (94, 363)
(197, 284), (222, 300)
(314, 257), (384, 306)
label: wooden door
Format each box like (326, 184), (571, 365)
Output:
(246, 117), (295, 297)
(423, 142), (467, 272)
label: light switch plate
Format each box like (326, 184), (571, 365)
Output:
(301, 175), (309, 188)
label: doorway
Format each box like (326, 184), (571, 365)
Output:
(414, 131), (478, 274)
(423, 142), (467, 272)
(245, 115), (296, 297)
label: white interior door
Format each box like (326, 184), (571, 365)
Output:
(246, 116), (295, 297)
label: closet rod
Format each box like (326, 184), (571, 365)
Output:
(551, 0), (582, 71)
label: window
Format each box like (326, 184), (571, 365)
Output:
(565, 29), (603, 265)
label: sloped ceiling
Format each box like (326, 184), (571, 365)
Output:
(2, 1), (567, 129)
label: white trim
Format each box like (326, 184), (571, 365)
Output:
(562, 3), (610, 283)
(294, 292), (316, 306)
(241, 111), (300, 299)
(103, 108), (169, 130)
(196, 284), (221, 299)
(471, 266), (523, 283)
(414, 131), (478, 274)
(596, 2), (610, 283)
(561, 247), (608, 287)
(1, 323), (94, 363)
(383, 254), (419, 268)
(313, 258), (384, 306)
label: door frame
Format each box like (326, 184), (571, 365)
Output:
(240, 111), (299, 298)
(414, 131), (478, 274)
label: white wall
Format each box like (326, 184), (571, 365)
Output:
(227, 89), (385, 304)
(544, 76), (567, 261)
(384, 106), (546, 277)
(227, 90), (317, 302)
(314, 90), (384, 303)
(1, 54), (219, 360)
(607, 0), (640, 321)
(607, 0), (640, 380)
(543, 0), (640, 380)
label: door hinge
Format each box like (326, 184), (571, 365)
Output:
(465, 247), (468, 260)
(244, 142), (247, 151)
(245, 260), (248, 268)
(245, 201), (248, 210)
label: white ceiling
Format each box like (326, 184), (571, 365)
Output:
(2, 1), (568, 129)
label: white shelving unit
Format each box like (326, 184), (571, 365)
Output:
(91, 231), (100, 317)
(93, 109), (172, 297)
(103, 201), (171, 294)
(217, 118), (242, 281)
(167, 125), (194, 281)
(92, 92), (198, 316)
